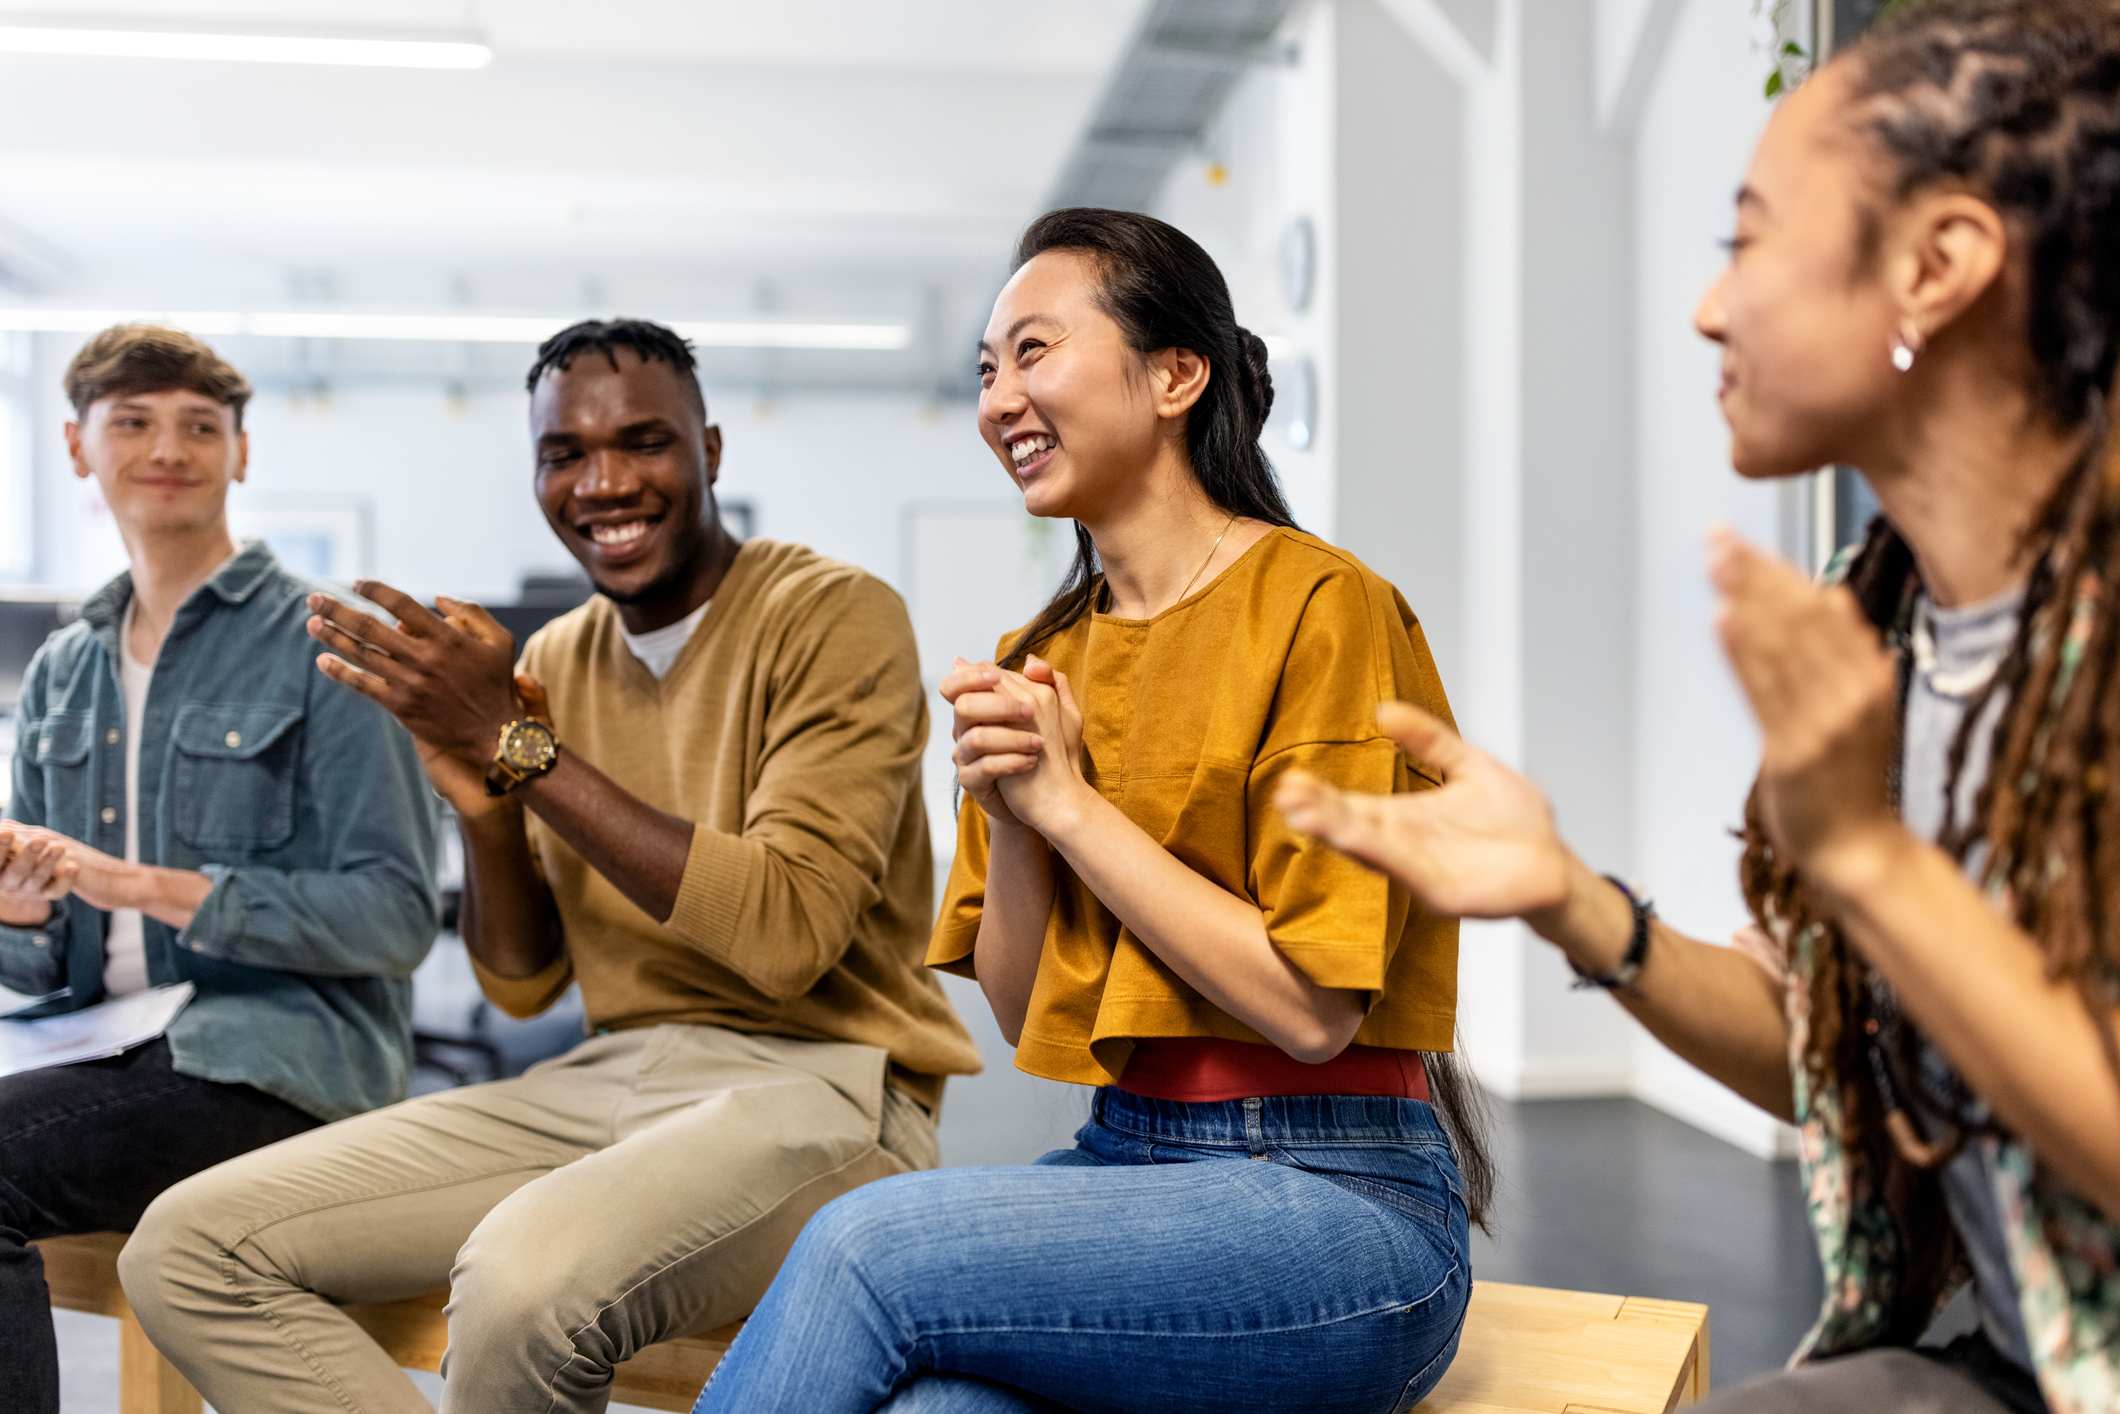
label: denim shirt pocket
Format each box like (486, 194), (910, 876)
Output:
(31, 709), (96, 837)
(170, 702), (303, 853)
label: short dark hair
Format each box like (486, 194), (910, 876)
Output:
(64, 324), (253, 429)
(525, 318), (706, 416)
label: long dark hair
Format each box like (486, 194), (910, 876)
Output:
(998, 208), (1499, 1228)
(1738, 0), (2120, 1337)
(997, 208), (1297, 671)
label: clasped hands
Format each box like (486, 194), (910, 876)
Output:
(0, 823), (135, 924)
(941, 654), (1092, 840)
(305, 582), (548, 816)
(0, 818), (171, 928)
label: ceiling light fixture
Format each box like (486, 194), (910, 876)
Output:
(0, 18), (493, 70)
(0, 307), (914, 352)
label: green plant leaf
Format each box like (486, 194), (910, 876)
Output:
(1765, 69), (1786, 98)
(1782, 40), (1806, 57)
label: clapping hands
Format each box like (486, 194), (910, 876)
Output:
(940, 655), (1090, 838)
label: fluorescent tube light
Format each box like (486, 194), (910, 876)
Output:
(675, 320), (913, 352)
(0, 20), (492, 70)
(0, 307), (914, 352)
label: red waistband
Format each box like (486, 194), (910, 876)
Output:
(1117, 1038), (1431, 1104)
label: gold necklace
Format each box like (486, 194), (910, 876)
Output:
(1171, 512), (1239, 612)
(1074, 514), (1240, 766)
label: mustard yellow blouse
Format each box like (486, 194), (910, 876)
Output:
(928, 527), (1460, 1086)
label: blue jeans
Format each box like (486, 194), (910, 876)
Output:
(697, 1089), (1471, 1413)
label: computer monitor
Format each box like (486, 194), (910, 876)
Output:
(0, 597), (74, 713)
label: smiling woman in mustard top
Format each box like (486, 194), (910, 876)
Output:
(698, 208), (1492, 1414)
(931, 523), (1462, 1088)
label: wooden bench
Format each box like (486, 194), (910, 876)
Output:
(41, 1232), (1709, 1413)
(38, 1233), (742, 1413)
(1431, 1282), (1711, 1413)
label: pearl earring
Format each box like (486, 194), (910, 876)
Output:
(1891, 325), (1924, 374)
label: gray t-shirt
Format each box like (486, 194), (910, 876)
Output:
(1897, 585), (2033, 1371)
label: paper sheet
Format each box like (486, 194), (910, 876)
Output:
(0, 982), (70, 1020)
(0, 983), (194, 1077)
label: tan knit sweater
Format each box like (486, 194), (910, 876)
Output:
(473, 538), (980, 1107)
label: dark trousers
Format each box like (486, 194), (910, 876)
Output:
(0, 1039), (316, 1414)
(1697, 1337), (2049, 1414)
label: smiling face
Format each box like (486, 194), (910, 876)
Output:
(977, 249), (1170, 523)
(67, 388), (247, 540)
(530, 348), (724, 625)
(1695, 63), (1913, 479)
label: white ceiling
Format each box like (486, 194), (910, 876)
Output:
(0, 0), (1150, 389)
(0, 1), (1146, 71)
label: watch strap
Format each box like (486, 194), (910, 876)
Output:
(483, 758), (527, 797)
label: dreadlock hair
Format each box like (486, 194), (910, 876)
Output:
(526, 318), (707, 417)
(993, 209), (1499, 1231)
(1737, 0), (2120, 1339)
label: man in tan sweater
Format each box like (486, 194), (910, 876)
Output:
(120, 319), (980, 1413)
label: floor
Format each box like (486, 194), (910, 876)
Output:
(54, 1095), (1826, 1411)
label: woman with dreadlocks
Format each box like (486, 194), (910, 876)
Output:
(1278, 2), (2120, 1411)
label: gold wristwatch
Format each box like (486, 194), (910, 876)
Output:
(484, 718), (559, 797)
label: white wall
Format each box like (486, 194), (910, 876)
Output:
(1621, 0), (1800, 1157)
(1338, 0), (1541, 1091)
(1514, 0), (1645, 1099)
(1597, 0), (1660, 118)
(1152, 0), (1339, 538)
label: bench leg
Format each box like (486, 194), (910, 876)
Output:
(119, 1305), (202, 1414)
(1694, 1318), (1712, 1402)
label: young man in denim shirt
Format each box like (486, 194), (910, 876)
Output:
(0, 325), (440, 1413)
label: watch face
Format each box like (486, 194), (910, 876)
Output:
(502, 721), (557, 772)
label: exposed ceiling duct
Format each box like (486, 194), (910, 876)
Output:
(1047, 0), (1302, 213)
(940, 0), (1302, 395)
